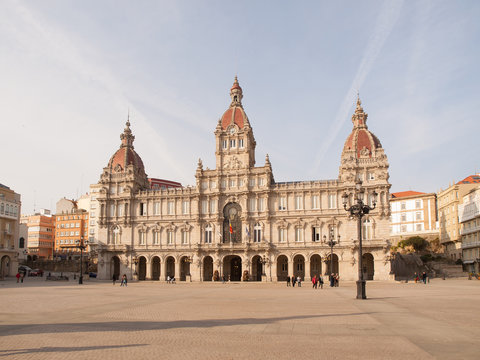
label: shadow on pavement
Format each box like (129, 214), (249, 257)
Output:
(0, 344), (147, 357)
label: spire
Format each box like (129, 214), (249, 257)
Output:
(265, 153), (271, 167)
(351, 94), (368, 129)
(230, 75), (243, 107)
(120, 114), (135, 148)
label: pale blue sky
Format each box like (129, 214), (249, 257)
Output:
(1, 0), (479, 214)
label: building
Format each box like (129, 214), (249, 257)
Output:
(458, 186), (480, 273)
(24, 209), (55, 260)
(53, 209), (89, 259)
(94, 78), (392, 281)
(438, 175), (480, 260)
(390, 191), (438, 242)
(0, 184), (21, 278)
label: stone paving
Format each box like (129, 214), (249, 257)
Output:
(0, 277), (479, 359)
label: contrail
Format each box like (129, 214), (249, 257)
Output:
(311, 0), (404, 174)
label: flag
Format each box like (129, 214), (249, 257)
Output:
(245, 226), (250, 237)
(229, 220), (233, 234)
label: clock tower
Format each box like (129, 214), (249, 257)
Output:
(214, 77), (256, 171)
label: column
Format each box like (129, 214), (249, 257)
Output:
(146, 259), (152, 280)
(288, 257), (294, 278)
(174, 259), (181, 281)
(305, 259), (311, 281)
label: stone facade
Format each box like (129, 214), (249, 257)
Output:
(94, 78), (392, 282)
(458, 186), (480, 273)
(0, 183), (21, 278)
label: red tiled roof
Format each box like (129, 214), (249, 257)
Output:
(391, 191), (426, 198)
(457, 175), (480, 184)
(221, 106), (246, 130)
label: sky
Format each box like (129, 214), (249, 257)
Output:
(1, 0), (479, 215)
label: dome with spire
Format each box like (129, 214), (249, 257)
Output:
(220, 76), (250, 130)
(342, 96), (382, 158)
(107, 119), (145, 174)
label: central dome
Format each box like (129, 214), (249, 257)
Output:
(220, 76), (249, 130)
(107, 120), (145, 174)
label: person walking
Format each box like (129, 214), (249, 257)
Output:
(329, 273), (334, 287)
(422, 272), (427, 284)
(312, 275), (317, 289)
(335, 274), (339, 287)
(318, 275), (324, 289)
(16, 272), (21, 283)
(286, 275), (291, 287)
(112, 274), (116, 285)
(292, 275), (296, 287)
(297, 276), (302, 287)
(20, 272), (24, 283)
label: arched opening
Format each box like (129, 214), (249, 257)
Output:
(180, 256), (191, 281)
(111, 256), (120, 280)
(363, 253), (375, 280)
(276, 255), (288, 281)
(0, 256), (10, 278)
(223, 255), (242, 281)
(223, 203), (242, 243)
(138, 256), (147, 280)
(32, 255), (38, 261)
(166, 256), (175, 279)
(27, 255), (32, 261)
(203, 256), (213, 281)
(151, 256), (160, 280)
(310, 254), (322, 279)
(324, 254), (339, 275)
(293, 255), (305, 280)
(251, 255), (262, 281)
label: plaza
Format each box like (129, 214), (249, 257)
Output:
(1, 278), (479, 359)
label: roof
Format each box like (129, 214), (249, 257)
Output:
(457, 175), (480, 184)
(391, 191), (426, 199)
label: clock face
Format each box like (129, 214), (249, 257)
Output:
(229, 127), (236, 135)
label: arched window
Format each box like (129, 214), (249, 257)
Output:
(112, 226), (121, 244)
(204, 224), (212, 244)
(362, 219), (373, 240)
(253, 223), (261, 243)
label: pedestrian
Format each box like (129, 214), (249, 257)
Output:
(422, 272), (427, 284)
(319, 275), (324, 289)
(292, 275), (296, 287)
(312, 275), (317, 289)
(329, 273), (334, 287)
(297, 276), (302, 287)
(335, 274), (340, 287)
(112, 274), (116, 285)
(20, 272), (24, 283)
(414, 272), (418, 283)
(120, 274), (127, 287)
(286, 275), (291, 287)
(16, 272), (21, 283)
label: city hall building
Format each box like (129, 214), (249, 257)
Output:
(94, 78), (391, 282)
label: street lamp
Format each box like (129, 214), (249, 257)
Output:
(323, 227), (340, 276)
(133, 256), (139, 275)
(342, 179), (377, 299)
(75, 236), (88, 285)
(260, 255), (269, 276)
(183, 256), (193, 276)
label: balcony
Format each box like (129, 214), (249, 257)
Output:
(461, 241), (480, 249)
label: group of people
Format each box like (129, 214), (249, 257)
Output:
(112, 274), (128, 286)
(15, 272), (25, 283)
(311, 275), (324, 289)
(286, 275), (303, 287)
(329, 273), (340, 287)
(414, 272), (428, 284)
(166, 275), (176, 283)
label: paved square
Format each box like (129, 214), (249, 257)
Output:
(1, 278), (479, 359)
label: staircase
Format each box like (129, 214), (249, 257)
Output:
(429, 263), (466, 278)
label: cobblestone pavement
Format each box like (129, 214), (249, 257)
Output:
(1, 277), (479, 359)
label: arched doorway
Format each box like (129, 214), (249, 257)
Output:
(166, 256), (175, 279)
(310, 254), (322, 279)
(203, 256), (213, 281)
(363, 253), (374, 280)
(0, 256), (10, 278)
(151, 256), (160, 280)
(138, 256), (147, 280)
(111, 256), (120, 280)
(223, 255), (242, 281)
(324, 254), (339, 275)
(293, 255), (305, 280)
(276, 255), (288, 281)
(223, 203), (242, 243)
(180, 256), (191, 281)
(252, 255), (262, 281)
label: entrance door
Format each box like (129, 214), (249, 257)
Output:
(362, 253), (374, 280)
(138, 257), (147, 280)
(203, 256), (213, 281)
(111, 256), (120, 280)
(252, 255), (262, 281)
(151, 257), (160, 280)
(223, 255), (242, 281)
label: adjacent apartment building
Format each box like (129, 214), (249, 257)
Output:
(438, 175), (480, 260)
(458, 186), (480, 273)
(0, 183), (21, 278)
(24, 209), (55, 260)
(390, 191), (438, 243)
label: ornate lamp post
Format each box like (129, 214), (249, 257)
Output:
(75, 236), (88, 285)
(323, 227), (340, 275)
(183, 256), (193, 277)
(260, 255), (268, 276)
(342, 179), (377, 299)
(133, 256), (139, 276)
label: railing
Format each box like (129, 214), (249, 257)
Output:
(461, 241), (480, 249)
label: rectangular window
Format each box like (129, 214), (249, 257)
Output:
(416, 212), (422, 220)
(249, 179), (256, 187)
(222, 140), (227, 149)
(249, 198), (256, 212)
(181, 231), (189, 244)
(279, 197), (287, 211)
(415, 200), (422, 209)
(230, 139), (236, 148)
(295, 195), (303, 210)
(368, 172), (375, 180)
(210, 181), (216, 189)
(153, 231), (159, 245)
(312, 227), (321, 242)
(238, 179), (244, 187)
(258, 178), (265, 186)
(167, 231), (174, 245)
(167, 201), (174, 215)
(328, 194), (336, 209)
(70, 231), (74, 236)
(140, 203), (147, 216)
(154, 202), (161, 215)
(110, 204), (115, 217)
(312, 195), (320, 209)
(401, 202), (406, 210)
(401, 225), (407, 232)
(210, 200), (216, 213)
(182, 201), (189, 215)
(117, 204), (123, 216)
(401, 213), (406, 222)
(229, 179), (236, 188)
(239, 138), (244, 148)
(416, 223), (423, 231)
(90, 220), (95, 226)
(295, 228), (303, 242)
(204, 228), (212, 244)
(201, 200), (208, 214)
(258, 198), (265, 212)
(254, 226), (261, 243)
(221, 180), (227, 188)
(278, 228), (285, 243)
(139, 232), (145, 245)
(90, 211), (96, 218)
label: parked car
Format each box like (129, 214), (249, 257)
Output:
(18, 265), (32, 275)
(30, 269), (44, 277)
